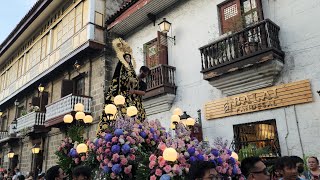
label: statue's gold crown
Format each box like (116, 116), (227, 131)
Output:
(112, 38), (132, 55)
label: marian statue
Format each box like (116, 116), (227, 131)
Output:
(97, 38), (146, 133)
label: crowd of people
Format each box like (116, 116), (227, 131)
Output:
(0, 155), (318, 180)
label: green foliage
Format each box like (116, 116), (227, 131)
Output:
(67, 125), (85, 143)
(238, 144), (270, 161)
(55, 149), (75, 178)
(134, 148), (151, 180)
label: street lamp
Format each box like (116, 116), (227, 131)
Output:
(63, 103), (93, 124)
(0, 109), (3, 117)
(32, 144), (40, 154)
(74, 60), (81, 72)
(7, 149), (14, 158)
(32, 144), (40, 180)
(38, 84), (44, 111)
(158, 18), (176, 45)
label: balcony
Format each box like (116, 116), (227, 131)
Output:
(0, 125), (18, 143)
(0, 131), (8, 140)
(45, 94), (92, 127)
(16, 112), (46, 134)
(143, 64), (176, 115)
(199, 19), (285, 95)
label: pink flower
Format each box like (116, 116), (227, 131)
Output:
(105, 148), (110, 154)
(58, 146), (62, 151)
(108, 162), (113, 167)
(158, 142), (166, 151)
(129, 154), (136, 161)
(158, 156), (166, 167)
(155, 168), (162, 176)
(110, 172), (116, 179)
(149, 161), (156, 169)
(74, 158), (79, 164)
(112, 153), (120, 162)
(61, 142), (66, 148)
(163, 165), (171, 173)
(103, 159), (109, 165)
(98, 147), (103, 154)
(150, 175), (157, 180)
(97, 156), (101, 161)
(124, 165), (132, 174)
(149, 154), (157, 162)
(120, 158), (128, 165)
(112, 137), (118, 143)
(172, 164), (181, 175)
(216, 166), (222, 173)
(81, 156), (86, 161)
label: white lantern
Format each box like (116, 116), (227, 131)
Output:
(186, 118), (196, 127)
(32, 144), (40, 154)
(170, 123), (176, 130)
(63, 114), (73, 123)
(171, 115), (180, 124)
(231, 152), (239, 161)
(163, 148), (178, 162)
(173, 108), (183, 116)
(75, 112), (85, 120)
(158, 18), (172, 33)
(114, 95), (125, 106)
(76, 143), (88, 154)
(105, 104), (117, 115)
(127, 106), (138, 117)
(74, 103), (85, 112)
(83, 115), (93, 124)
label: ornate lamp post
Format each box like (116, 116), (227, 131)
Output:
(38, 84), (45, 111)
(7, 149), (14, 170)
(158, 18), (176, 45)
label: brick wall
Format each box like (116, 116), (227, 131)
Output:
(20, 138), (33, 174)
(44, 128), (65, 171)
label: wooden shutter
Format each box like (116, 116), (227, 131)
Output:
(157, 31), (168, 65)
(32, 97), (40, 107)
(40, 92), (49, 112)
(144, 31), (168, 68)
(61, 79), (74, 97)
(219, 0), (242, 34)
(241, 0), (264, 26)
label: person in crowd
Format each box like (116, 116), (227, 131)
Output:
(12, 168), (21, 180)
(38, 172), (45, 180)
(291, 156), (306, 179)
(275, 156), (303, 180)
(128, 66), (150, 97)
(46, 165), (66, 180)
(188, 161), (218, 180)
(72, 166), (92, 180)
(303, 156), (320, 180)
(240, 156), (270, 180)
(17, 175), (25, 180)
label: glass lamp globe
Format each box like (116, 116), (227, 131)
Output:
(83, 115), (93, 124)
(74, 103), (85, 112)
(7, 150), (14, 158)
(171, 115), (180, 124)
(114, 95), (125, 106)
(63, 114), (73, 123)
(163, 148), (178, 162)
(186, 118), (196, 126)
(75, 112), (85, 120)
(32, 144), (40, 154)
(105, 104), (117, 115)
(231, 152), (239, 161)
(76, 143), (88, 154)
(127, 106), (138, 117)
(158, 18), (172, 33)
(173, 108), (183, 116)
(170, 123), (176, 130)
(0, 110), (3, 117)
(38, 84), (45, 93)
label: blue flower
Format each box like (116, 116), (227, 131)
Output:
(114, 129), (123, 137)
(69, 148), (78, 158)
(94, 138), (99, 146)
(232, 165), (238, 175)
(217, 157), (223, 165)
(112, 164), (122, 174)
(150, 128), (155, 133)
(229, 157), (236, 165)
(227, 149), (232, 155)
(210, 159), (217, 166)
(160, 174), (171, 180)
(103, 166), (110, 173)
(187, 147), (196, 155)
(121, 144), (131, 154)
(104, 133), (113, 142)
(111, 145), (120, 153)
(189, 156), (197, 163)
(197, 154), (204, 161)
(153, 134), (158, 140)
(139, 131), (147, 138)
(211, 149), (219, 157)
(139, 125), (142, 129)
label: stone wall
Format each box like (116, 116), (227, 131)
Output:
(44, 128), (64, 171)
(20, 138), (33, 174)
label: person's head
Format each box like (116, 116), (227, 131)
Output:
(18, 175), (25, 180)
(240, 157), (269, 180)
(188, 161), (217, 180)
(123, 53), (131, 63)
(27, 171), (34, 178)
(72, 166), (92, 180)
(15, 168), (20, 173)
(290, 156), (304, 174)
(275, 156), (298, 180)
(46, 165), (65, 180)
(38, 172), (45, 180)
(139, 66), (150, 79)
(307, 156), (319, 171)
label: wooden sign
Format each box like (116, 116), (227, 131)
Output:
(205, 80), (313, 120)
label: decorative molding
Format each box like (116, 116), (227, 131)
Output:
(209, 60), (284, 96)
(143, 94), (175, 116)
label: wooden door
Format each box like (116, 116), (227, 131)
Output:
(219, 0), (242, 34)
(145, 31), (168, 68)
